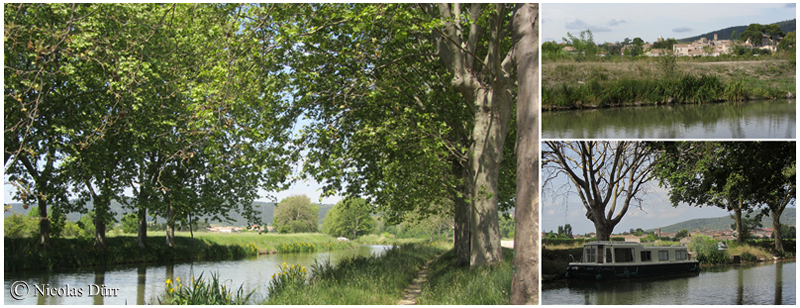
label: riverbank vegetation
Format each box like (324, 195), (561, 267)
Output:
(265, 244), (446, 304)
(417, 247), (514, 304)
(4, 232), (357, 272)
(543, 59), (795, 109)
(159, 272), (255, 305)
(543, 27), (795, 109)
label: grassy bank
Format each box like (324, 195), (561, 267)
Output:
(264, 244), (448, 304)
(353, 234), (431, 245)
(4, 232), (358, 272)
(543, 58), (795, 109)
(416, 247), (514, 304)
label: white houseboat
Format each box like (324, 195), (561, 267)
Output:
(565, 241), (700, 280)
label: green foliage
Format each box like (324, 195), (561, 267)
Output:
(121, 213), (139, 234)
(688, 235), (728, 264)
(160, 272), (255, 305)
(499, 216), (515, 239)
(676, 229), (689, 239)
(322, 198), (375, 239)
(562, 30), (598, 60)
(4, 213), (39, 238)
(773, 224), (796, 239)
(273, 195), (319, 234)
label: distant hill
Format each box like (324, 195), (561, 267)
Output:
(678, 19), (796, 42)
(646, 208), (796, 233)
(4, 200), (337, 227)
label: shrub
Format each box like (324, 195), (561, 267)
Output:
(688, 235), (728, 264)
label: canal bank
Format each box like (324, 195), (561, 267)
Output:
(4, 232), (359, 272)
(3, 244), (395, 305)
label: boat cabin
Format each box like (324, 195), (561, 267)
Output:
(578, 241), (691, 265)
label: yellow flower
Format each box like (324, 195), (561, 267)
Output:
(176, 277), (181, 283)
(165, 278), (172, 285)
(169, 288), (174, 293)
(271, 273), (275, 279)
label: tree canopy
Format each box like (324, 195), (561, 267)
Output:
(273, 195), (319, 234)
(322, 198), (375, 239)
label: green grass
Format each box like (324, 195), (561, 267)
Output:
(265, 244), (448, 305)
(4, 232), (357, 272)
(354, 234), (430, 245)
(416, 247), (514, 305)
(542, 57), (795, 109)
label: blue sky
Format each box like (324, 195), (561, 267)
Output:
(543, 3), (796, 44)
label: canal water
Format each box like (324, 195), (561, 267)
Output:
(4, 244), (393, 305)
(543, 99), (796, 139)
(543, 261), (795, 305)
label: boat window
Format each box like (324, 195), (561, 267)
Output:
(584, 247), (597, 262)
(675, 250), (688, 260)
(658, 250), (669, 261)
(614, 248), (634, 262)
(641, 251), (652, 262)
(606, 248), (612, 263)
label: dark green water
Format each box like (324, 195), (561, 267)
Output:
(4, 245), (392, 305)
(543, 99), (796, 139)
(543, 261), (795, 305)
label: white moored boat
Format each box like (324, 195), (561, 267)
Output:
(565, 241), (700, 280)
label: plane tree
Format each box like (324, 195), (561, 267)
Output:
(543, 141), (656, 241)
(650, 142), (788, 243)
(745, 142), (795, 252)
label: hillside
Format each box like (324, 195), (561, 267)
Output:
(4, 200), (337, 227)
(646, 208), (796, 233)
(678, 19), (796, 42)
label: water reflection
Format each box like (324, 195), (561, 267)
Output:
(543, 261), (795, 305)
(543, 99), (796, 139)
(5, 245), (392, 305)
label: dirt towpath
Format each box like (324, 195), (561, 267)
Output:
(396, 255), (440, 305)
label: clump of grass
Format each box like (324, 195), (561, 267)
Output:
(268, 262), (308, 296)
(159, 272), (254, 305)
(265, 244), (445, 305)
(688, 235), (728, 264)
(417, 248), (513, 304)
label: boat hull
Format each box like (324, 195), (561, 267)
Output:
(565, 261), (700, 281)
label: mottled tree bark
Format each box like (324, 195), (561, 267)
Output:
(510, 3), (539, 305)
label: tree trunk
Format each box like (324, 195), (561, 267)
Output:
(468, 88), (511, 267)
(93, 192), (109, 250)
(593, 211), (613, 241)
(510, 4), (539, 305)
(166, 202), (175, 248)
(771, 207), (783, 252)
(453, 161), (471, 267)
(733, 199), (744, 242)
(37, 196), (50, 250)
(137, 206), (147, 249)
